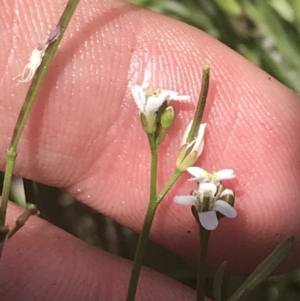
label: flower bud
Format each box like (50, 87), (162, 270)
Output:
(216, 188), (235, 219)
(160, 106), (175, 129)
(219, 188), (235, 207)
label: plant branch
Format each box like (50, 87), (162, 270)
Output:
(0, 0), (81, 226)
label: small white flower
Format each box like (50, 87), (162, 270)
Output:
(131, 84), (190, 116)
(187, 167), (235, 184)
(181, 121), (206, 157)
(176, 121), (206, 171)
(131, 84), (190, 134)
(174, 182), (237, 230)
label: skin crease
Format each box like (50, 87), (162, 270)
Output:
(0, 0), (300, 300)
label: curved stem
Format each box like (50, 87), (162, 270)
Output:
(0, 0), (81, 227)
(126, 134), (158, 301)
(186, 66), (210, 143)
(156, 168), (182, 203)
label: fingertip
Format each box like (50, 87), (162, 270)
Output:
(0, 202), (199, 301)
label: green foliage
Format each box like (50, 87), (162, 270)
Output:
(129, 0), (300, 93)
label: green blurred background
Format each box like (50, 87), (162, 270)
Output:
(130, 0), (300, 94)
(5, 0), (300, 300)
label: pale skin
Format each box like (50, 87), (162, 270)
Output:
(0, 0), (300, 300)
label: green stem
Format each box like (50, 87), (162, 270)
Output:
(186, 66), (210, 143)
(156, 169), (182, 203)
(156, 128), (167, 146)
(0, 0), (81, 227)
(126, 134), (158, 301)
(197, 225), (211, 301)
(0, 149), (17, 226)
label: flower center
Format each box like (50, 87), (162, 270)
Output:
(205, 171), (218, 183)
(145, 88), (164, 99)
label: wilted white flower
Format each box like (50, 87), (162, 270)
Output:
(176, 121), (206, 171)
(174, 182), (236, 230)
(181, 121), (206, 156)
(15, 25), (61, 83)
(16, 48), (46, 83)
(187, 167), (235, 184)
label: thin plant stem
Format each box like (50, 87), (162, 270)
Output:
(197, 225), (211, 301)
(196, 193), (211, 301)
(126, 67), (210, 298)
(186, 66), (210, 143)
(0, 0), (81, 226)
(126, 134), (158, 301)
(7, 207), (39, 239)
(156, 128), (167, 146)
(156, 168), (182, 203)
(0, 150), (17, 226)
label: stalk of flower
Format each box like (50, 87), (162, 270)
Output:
(127, 84), (190, 301)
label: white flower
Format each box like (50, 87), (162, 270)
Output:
(176, 122), (206, 171)
(131, 84), (190, 116)
(187, 167), (235, 184)
(174, 182), (237, 230)
(181, 121), (206, 157)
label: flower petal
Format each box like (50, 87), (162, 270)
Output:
(216, 169), (235, 180)
(199, 183), (217, 196)
(171, 95), (190, 101)
(199, 211), (219, 230)
(162, 90), (178, 100)
(131, 85), (145, 112)
(181, 120), (193, 146)
(187, 166), (207, 180)
(162, 90), (190, 102)
(213, 200), (237, 218)
(195, 139), (205, 158)
(145, 95), (164, 114)
(155, 90), (174, 107)
(173, 195), (197, 206)
(193, 123), (206, 155)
